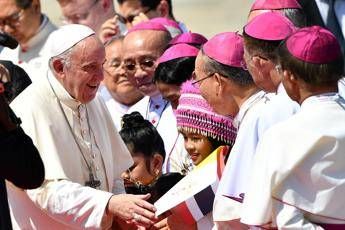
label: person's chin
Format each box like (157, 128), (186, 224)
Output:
(138, 83), (156, 96)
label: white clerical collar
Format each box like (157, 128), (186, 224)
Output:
(20, 14), (50, 52)
(301, 92), (341, 110)
(47, 70), (81, 110)
(99, 85), (129, 114)
(233, 90), (267, 129)
(276, 83), (286, 95)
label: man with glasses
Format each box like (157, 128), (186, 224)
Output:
(99, 35), (143, 131)
(0, 0), (57, 81)
(57, 0), (122, 39)
(123, 21), (189, 174)
(192, 32), (270, 228)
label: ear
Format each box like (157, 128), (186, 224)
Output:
(214, 72), (226, 97)
(101, 0), (111, 10)
(282, 69), (300, 101)
(150, 153), (163, 176)
(32, 0), (41, 12)
(52, 59), (65, 79)
(156, 0), (169, 18)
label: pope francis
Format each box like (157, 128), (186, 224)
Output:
(8, 24), (156, 229)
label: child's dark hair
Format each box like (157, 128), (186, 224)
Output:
(153, 56), (195, 85)
(120, 112), (166, 164)
(277, 41), (344, 86)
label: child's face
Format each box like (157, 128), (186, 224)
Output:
(121, 153), (155, 188)
(181, 131), (214, 165)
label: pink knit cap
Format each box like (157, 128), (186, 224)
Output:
(169, 32), (208, 46)
(176, 81), (237, 145)
(128, 21), (168, 34)
(203, 32), (244, 68)
(251, 0), (301, 11)
(158, 44), (199, 64)
(244, 12), (296, 41)
(286, 26), (342, 64)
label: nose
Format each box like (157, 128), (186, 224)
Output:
(184, 138), (195, 153)
(2, 24), (15, 34)
(121, 170), (130, 180)
(134, 67), (147, 80)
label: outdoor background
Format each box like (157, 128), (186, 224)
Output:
(41, 0), (253, 38)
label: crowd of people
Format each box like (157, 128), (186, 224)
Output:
(0, 0), (345, 229)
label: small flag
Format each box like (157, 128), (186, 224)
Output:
(155, 146), (229, 224)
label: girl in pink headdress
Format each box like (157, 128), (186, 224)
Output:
(175, 80), (237, 166)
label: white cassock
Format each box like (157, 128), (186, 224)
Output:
(9, 70), (133, 229)
(98, 85), (132, 131)
(241, 93), (345, 229)
(213, 90), (270, 224)
(127, 94), (193, 174)
(339, 77), (345, 98)
(0, 14), (56, 82)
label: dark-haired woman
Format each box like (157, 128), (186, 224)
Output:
(120, 112), (165, 195)
(154, 43), (199, 109)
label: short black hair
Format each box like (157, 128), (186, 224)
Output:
(153, 56), (195, 85)
(201, 49), (254, 87)
(280, 8), (307, 28)
(277, 41), (344, 86)
(15, 0), (32, 9)
(120, 112), (166, 166)
(117, 0), (174, 18)
(243, 30), (282, 63)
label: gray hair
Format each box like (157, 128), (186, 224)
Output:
(49, 46), (74, 73)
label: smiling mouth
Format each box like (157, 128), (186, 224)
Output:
(87, 83), (99, 89)
(190, 153), (200, 162)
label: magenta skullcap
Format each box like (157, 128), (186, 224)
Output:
(158, 44), (199, 64)
(286, 26), (342, 64)
(251, 0), (301, 11)
(169, 32), (208, 46)
(244, 12), (296, 41)
(176, 80), (237, 145)
(150, 17), (182, 37)
(203, 32), (244, 68)
(128, 20), (169, 34)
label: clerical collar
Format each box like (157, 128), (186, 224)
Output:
(233, 90), (267, 129)
(301, 92), (342, 110)
(47, 70), (81, 110)
(276, 83), (286, 95)
(20, 14), (50, 52)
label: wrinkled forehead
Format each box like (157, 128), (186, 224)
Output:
(58, 0), (94, 14)
(123, 30), (168, 60)
(71, 36), (105, 63)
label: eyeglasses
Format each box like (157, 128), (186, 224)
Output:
(0, 9), (25, 28)
(123, 58), (156, 73)
(116, 7), (153, 24)
(191, 71), (214, 86)
(60, 0), (99, 24)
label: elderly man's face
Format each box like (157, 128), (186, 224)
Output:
(0, 0), (41, 44)
(63, 36), (105, 103)
(58, 0), (106, 35)
(103, 39), (143, 105)
(193, 53), (237, 116)
(123, 30), (167, 96)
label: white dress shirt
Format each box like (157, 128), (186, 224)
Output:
(0, 14), (57, 82)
